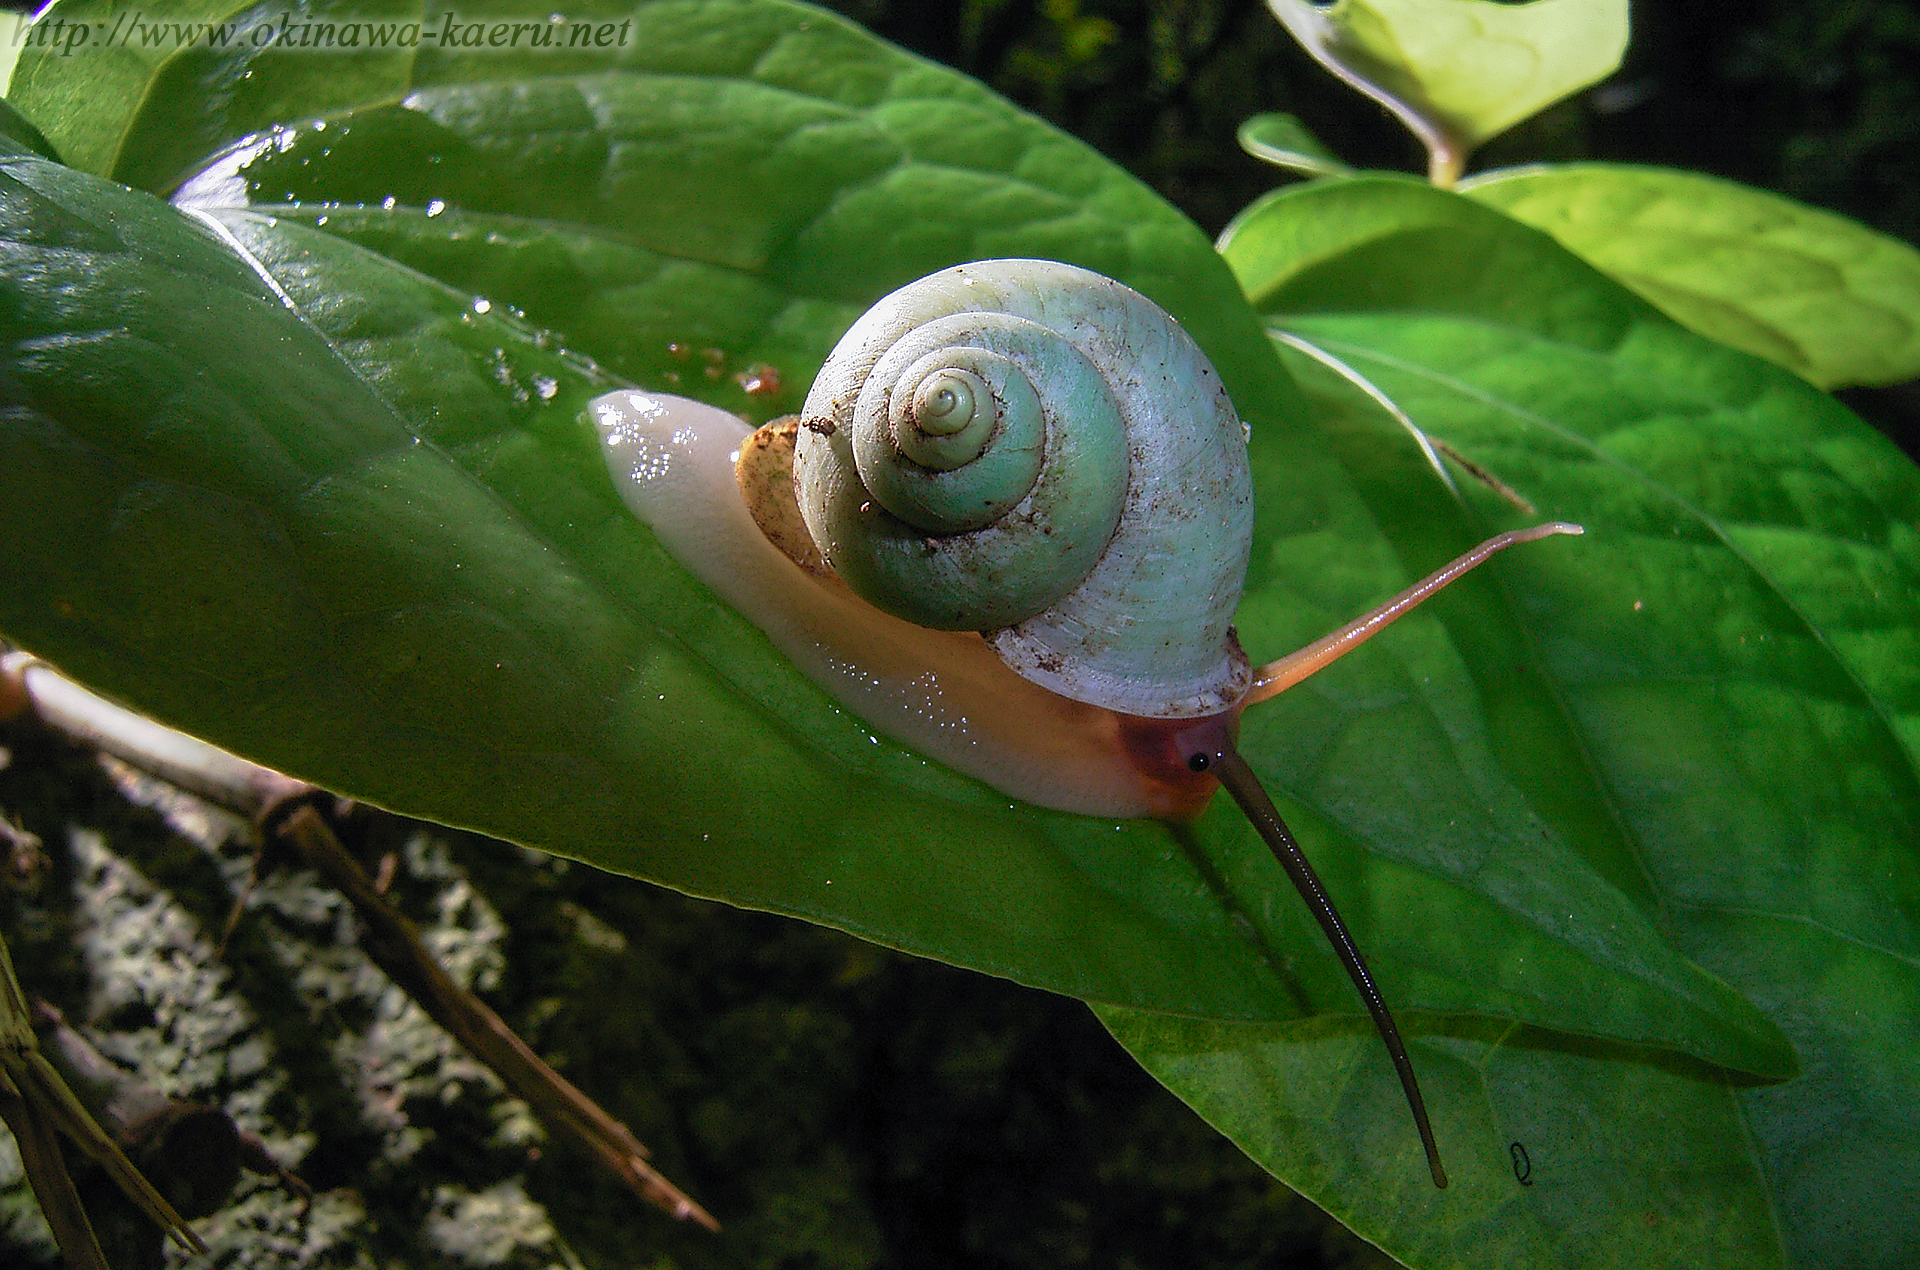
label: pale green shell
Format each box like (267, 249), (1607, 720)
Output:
(794, 259), (1253, 720)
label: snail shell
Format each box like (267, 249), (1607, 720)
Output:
(792, 260), (1254, 720)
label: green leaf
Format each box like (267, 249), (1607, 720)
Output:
(6, 0), (424, 191)
(1265, 0), (1628, 183)
(0, 13), (30, 101)
(1201, 174), (1920, 1268)
(0, 16), (1309, 1024)
(1237, 111), (1354, 179)
(0, 0), (1803, 1086)
(0, 100), (59, 162)
(1100, 1009), (1791, 1268)
(1462, 163), (1920, 389)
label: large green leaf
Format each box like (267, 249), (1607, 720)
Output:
(4, 0), (426, 192)
(1264, 0), (1628, 182)
(1148, 173), (1920, 1267)
(1462, 163), (1920, 389)
(0, 10), (1282, 1022)
(0, 0), (1789, 1072)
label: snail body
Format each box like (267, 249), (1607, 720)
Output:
(591, 259), (1582, 1190)
(589, 386), (1213, 819)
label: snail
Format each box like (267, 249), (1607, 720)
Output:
(589, 259), (1582, 1188)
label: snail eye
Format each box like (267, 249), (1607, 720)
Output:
(1186, 752), (1211, 773)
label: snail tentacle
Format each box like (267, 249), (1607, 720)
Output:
(1188, 732), (1449, 1190)
(1248, 521), (1585, 705)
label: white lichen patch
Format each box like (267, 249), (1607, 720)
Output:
(424, 1181), (561, 1267)
(67, 827), (258, 1097)
(1, 778), (580, 1267)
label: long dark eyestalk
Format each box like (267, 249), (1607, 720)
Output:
(1188, 737), (1448, 1189)
(1148, 523), (1585, 1184)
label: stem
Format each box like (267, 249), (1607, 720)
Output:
(1199, 741), (1447, 1189)
(272, 805), (720, 1230)
(1, 929), (206, 1260)
(1427, 139), (1465, 189)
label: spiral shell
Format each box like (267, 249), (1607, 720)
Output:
(793, 260), (1253, 719)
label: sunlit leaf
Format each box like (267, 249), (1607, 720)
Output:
(1237, 111), (1354, 179)
(0, 20), (1314, 1023)
(1188, 172), (1920, 1269)
(1265, 0), (1628, 182)
(1464, 163), (1920, 388)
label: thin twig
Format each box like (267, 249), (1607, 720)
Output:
(272, 803), (718, 1230)
(0, 1076), (109, 1270)
(2, 651), (719, 1231)
(1, 926), (206, 1261)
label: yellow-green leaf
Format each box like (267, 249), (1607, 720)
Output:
(1266, 0), (1628, 182)
(1464, 163), (1920, 388)
(1237, 112), (1354, 179)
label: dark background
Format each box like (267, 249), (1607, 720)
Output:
(827, 0), (1920, 247)
(826, 0), (1920, 452)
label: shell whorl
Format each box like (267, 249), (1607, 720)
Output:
(794, 259), (1254, 720)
